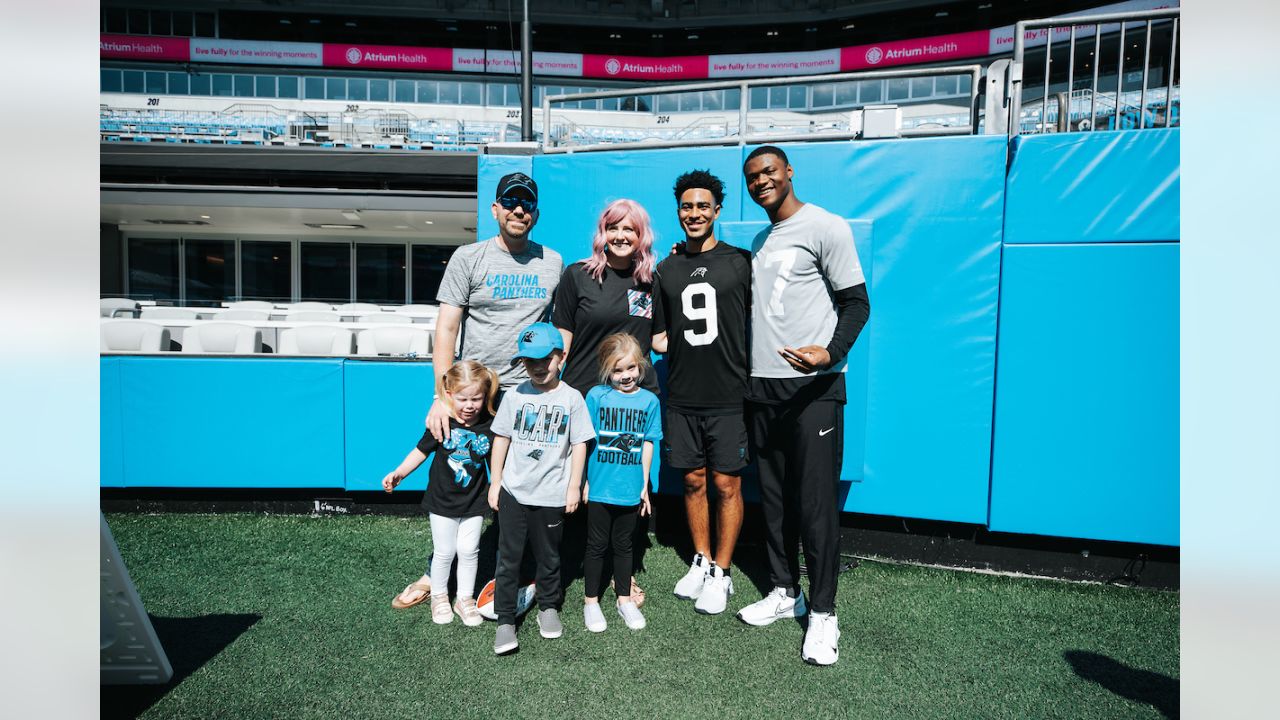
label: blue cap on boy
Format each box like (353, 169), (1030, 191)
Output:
(510, 322), (564, 365)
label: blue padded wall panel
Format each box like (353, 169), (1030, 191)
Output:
(100, 357), (125, 488)
(489, 136), (1005, 525)
(990, 243), (1178, 545)
(531, 146), (747, 261)
(116, 357), (345, 488)
(343, 360), (437, 492)
(476, 154), (534, 242)
(1005, 128), (1180, 244)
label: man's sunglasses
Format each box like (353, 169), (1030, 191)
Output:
(497, 195), (537, 213)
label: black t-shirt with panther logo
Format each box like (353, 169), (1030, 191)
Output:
(415, 415), (495, 518)
(552, 262), (659, 397)
(652, 242), (751, 416)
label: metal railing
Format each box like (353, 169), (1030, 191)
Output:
(1009, 7), (1179, 137)
(541, 64), (983, 153)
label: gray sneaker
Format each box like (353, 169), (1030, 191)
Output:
(536, 608), (563, 639)
(494, 623), (518, 655)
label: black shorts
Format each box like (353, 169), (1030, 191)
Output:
(662, 410), (749, 474)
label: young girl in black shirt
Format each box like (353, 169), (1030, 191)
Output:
(383, 360), (499, 626)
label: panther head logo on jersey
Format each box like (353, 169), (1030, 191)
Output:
(690, 267), (708, 278)
(603, 433), (642, 453)
(527, 449), (543, 460)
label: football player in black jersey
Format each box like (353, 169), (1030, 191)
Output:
(651, 170), (752, 615)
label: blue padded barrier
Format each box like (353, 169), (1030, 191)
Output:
(343, 360), (436, 492)
(533, 146), (748, 260)
(113, 357), (346, 488)
(1005, 128), (1180, 244)
(989, 243), (1179, 545)
(519, 137), (1006, 524)
(101, 357), (125, 488)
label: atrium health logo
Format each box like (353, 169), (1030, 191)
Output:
(346, 47), (362, 64)
(604, 58), (621, 75)
(865, 47), (883, 65)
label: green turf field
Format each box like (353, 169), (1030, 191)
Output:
(102, 513), (1178, 720)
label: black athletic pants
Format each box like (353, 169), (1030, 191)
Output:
(747, 399), (844, 614)
(495, 487), (564, 625)
(583, 501), (640, 598)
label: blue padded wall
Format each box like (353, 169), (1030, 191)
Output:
(533, 146), (748, 261)
(1005, 129), (1180, 244)
(990, 243), (1179, 545)
(343, 360), (437, 492)
(515, 136), (1007, 524)
(100, 357), (125, 488)
(993, 128), (1180, 545)
(113, 357), (346, 488)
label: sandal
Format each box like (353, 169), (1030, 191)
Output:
(631, 579), (646, 608)
(391, 578), (432, 610)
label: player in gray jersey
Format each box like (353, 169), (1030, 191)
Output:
(735, 146), (870, 667)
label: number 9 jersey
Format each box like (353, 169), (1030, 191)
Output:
(652, 242), (752, 416)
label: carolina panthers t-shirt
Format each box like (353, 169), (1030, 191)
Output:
(552, 262), (658, 397)
(651, 241), (752, 415)
(584, 385), (663, 506)
(436, 237), (564, 389)
(491, 380), (595, 507)
(415, 415), (495, 518)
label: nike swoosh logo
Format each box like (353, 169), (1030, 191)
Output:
(547, 521), (562, 528)
(819, 427), (835, 437)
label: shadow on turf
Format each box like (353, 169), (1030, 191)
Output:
(100, 613), (261, 720)
(1064, 650), (1179, 719)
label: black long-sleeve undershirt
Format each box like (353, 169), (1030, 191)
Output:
(824, 282), (870, 367)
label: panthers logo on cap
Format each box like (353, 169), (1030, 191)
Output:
(522, 330), (537, 343)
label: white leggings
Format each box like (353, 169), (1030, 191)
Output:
(429, 514), (484, 599)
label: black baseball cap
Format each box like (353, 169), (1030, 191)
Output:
(495, 172), (538, 201)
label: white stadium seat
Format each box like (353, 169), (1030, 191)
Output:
(355, 326), (432, 356)
(181, 322), (262, 354)
(285, 310), (342, 322)
(336, 302), (382, 313)
(140, 307), (198, 320)
(228, 300), (275, 311)
(101, 298), (140, 318)
(394, 304), (439, 317)
(101, 320), (170, 352)
(283, 301), (334, 312)
(358, 313), (413, 324)
(278, 326), (355, 356)
(217, 309), (271, 321)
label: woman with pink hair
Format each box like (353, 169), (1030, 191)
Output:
(552, 198), (660, 607)
(552, 198), (660, 397)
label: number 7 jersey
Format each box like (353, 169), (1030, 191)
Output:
(652, 242), (752, 415)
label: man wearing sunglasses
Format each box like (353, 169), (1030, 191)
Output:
(428, 172), (564, 443)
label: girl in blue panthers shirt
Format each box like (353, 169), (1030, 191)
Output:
(383, 360), (499, 628)
(582, 333), (663, 632)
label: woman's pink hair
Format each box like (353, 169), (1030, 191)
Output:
(581, 199), (656, 285)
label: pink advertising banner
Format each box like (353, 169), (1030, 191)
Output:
(582, 54), (709, 81)
(100, 34), (189, 62)
(322, 43), (453, 71)
(840, 29), (991, 72)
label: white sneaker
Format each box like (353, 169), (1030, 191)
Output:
(802, 612), (840, 666)
(583, 603), (607, 633)
(693, 566), (733, 615)
(736, 587), (807, 626)
(616, 600), (646, 630)
(674, 553), (711, 600)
